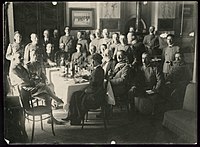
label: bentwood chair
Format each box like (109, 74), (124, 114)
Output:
(81, 80), (109, 130)
(114, 93), (130, 113)
(17, 85), (55, 142)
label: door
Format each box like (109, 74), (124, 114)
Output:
(13, 2), (64, 45)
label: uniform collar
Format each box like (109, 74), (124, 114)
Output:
(93, 64), (101, 70)
(168, 44), (174, 48)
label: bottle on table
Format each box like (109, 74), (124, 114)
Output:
(60, 57), (65, 73)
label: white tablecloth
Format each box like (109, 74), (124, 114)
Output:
(46, 68), (115, 111)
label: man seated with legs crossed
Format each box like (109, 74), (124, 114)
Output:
(9, 53), (64, 124)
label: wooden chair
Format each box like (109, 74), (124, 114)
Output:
(114, 94), (130, 113)
(81, 80), (109, 130)
(17, 85), (55, 142)
(81, 96), (109, 130)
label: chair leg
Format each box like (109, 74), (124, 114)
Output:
(81, 114), (85, 129)
(40, 115), (43, 130)
(102, 107), (107, 130)
(127, 103), (130, 113)
(86, 112), (88, 122)
(105, 104), (110, 124)
(110, 105), (114, 118)
(120, 105), (123, 111)
(31, 116), (35, 142)
(50, 113), (55, 136)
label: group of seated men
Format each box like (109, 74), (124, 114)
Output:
(6, 26), (192, 125)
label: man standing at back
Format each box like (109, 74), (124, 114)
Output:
(162, 34), (180, 80)
(75, 31), (89, 55)
(59, 26), (75, 59)
(143, 26), (159, 57)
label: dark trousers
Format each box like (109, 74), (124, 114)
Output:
(67, 91), (86, 122)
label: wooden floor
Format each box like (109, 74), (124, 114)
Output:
(9, 101), (193, 145)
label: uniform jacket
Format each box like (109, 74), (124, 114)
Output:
(41, 37), (52, 49)
(9, 63), (48, 97)
(71, 52), (86, 69)
(84, 65), (105, 108)
(90, 38), (101, 51)
(166, 61), (191, 84)
(59, 35), (75, 53)
(75, 39), (89, 54)
(143, 34), (159, 49)
(162, 45), (180, 73)
(68, 65), (105, 119)
(114, 44), (132, 63)
(9, 63), (32, 87)
(51, 36), (59, 52)
(85, 65), (104, 95)
(101, 59), (116, 79)
(132, 42), (146, 64)
(110, 62), (130, 96)
(6, 42), (25, 61)
(140, 63), (163, 92)
(99, 38), (112, 49)
(23, 43), (45, 65)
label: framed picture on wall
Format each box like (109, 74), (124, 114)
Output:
(69, 8), (94, 30)
(100, 18), (120, 31)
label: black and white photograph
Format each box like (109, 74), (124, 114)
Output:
(2, 1), (197, 145)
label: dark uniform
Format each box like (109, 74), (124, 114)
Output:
(75, 39), (89, 54)
(143, 34), (160, 56)
(65, 65), (105, 124)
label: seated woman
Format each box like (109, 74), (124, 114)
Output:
(62, 53), (105, 125)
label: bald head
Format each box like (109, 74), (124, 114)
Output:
(30, 33), (38, 44)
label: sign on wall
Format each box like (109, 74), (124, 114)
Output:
(158, 2), (176, 18)
(99, 2), (121, 18)
(69, 8), (94, 30)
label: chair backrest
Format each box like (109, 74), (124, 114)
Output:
(17, 85), (33, 110)
(183, 82), (197, 112)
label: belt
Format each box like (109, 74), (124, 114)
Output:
(165, 61), (171, 63)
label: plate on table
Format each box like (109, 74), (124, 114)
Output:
(146, 90), (155, 95)
(74, 78), (88, 84)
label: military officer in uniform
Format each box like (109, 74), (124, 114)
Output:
(75, 31), (89, 55)
(143, 26), (160, 57)
(162, 34), (180, 79)
(6, 31), (24, 61)
(24, 33), (46, 74)
(59, 26), (75, 59)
